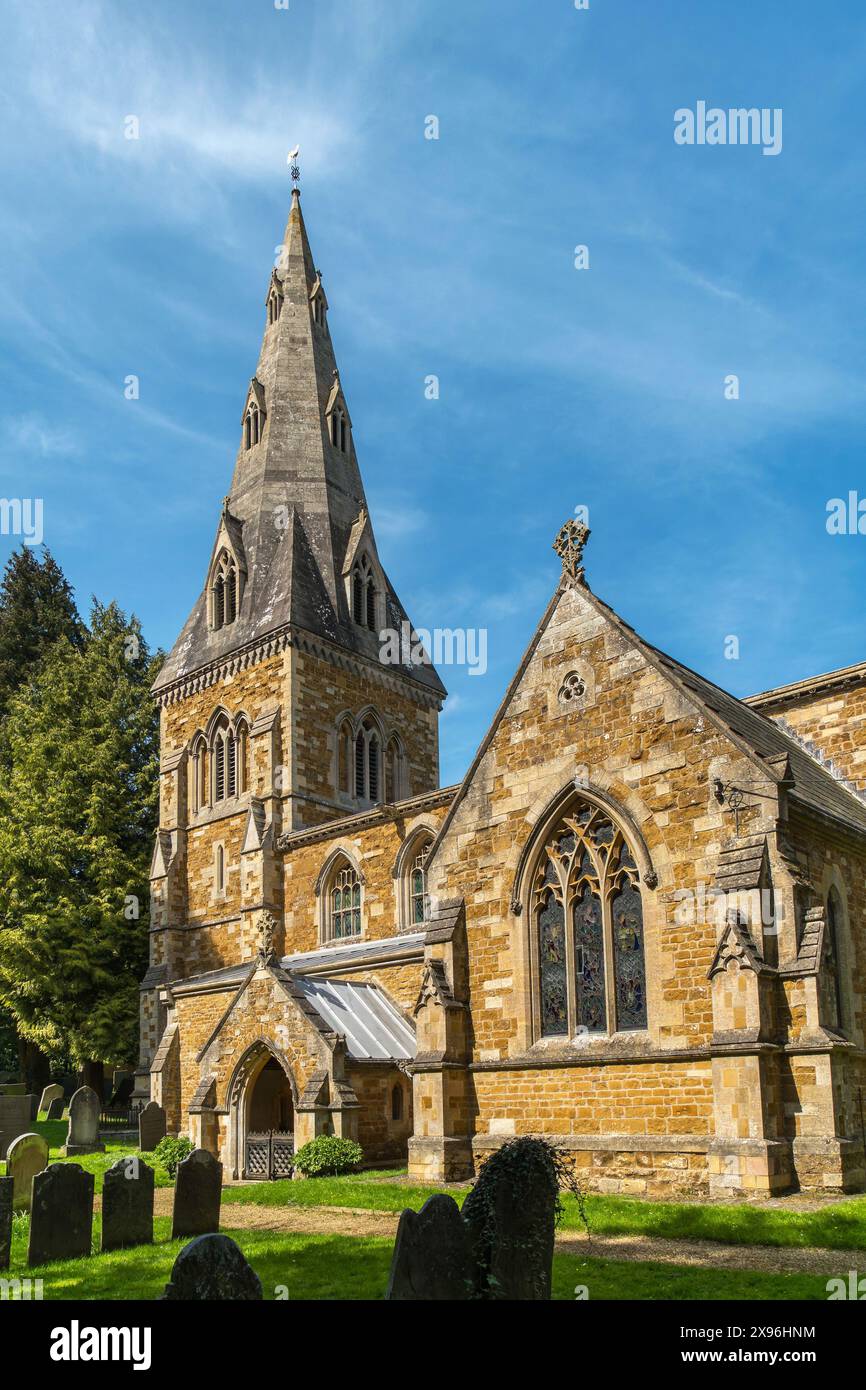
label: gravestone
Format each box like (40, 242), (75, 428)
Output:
(171, 1148), (222, 1239)
(62, 1086), (104, 1156)
(0, 1176), (11, 1271)
(0, 1095), (31, 1159)
(28, 1163), (94, 1265)
(6, 1131), (49, 1210)
(46, 1097), (65, 1121)
(101, 1158), (154, 1252)
(0, 1083), (25, 1095)
(39, 1083), (63, 1114)
(27, 1094), (38, 1122)
(138, 1101), (166, 1153)
(161, 1234), (262, 1300)
(462, 1137), (558, 1300)
(386, 1194), (474, 1300)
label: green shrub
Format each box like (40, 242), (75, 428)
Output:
(292, 1135), (364, 1178)
(153, 1135), (194, 1178)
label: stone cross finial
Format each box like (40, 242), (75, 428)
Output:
(257, 910), (278, 965)
(553, 519), (591, 584)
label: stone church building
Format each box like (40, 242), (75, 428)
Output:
(137, 187), (866, 1197)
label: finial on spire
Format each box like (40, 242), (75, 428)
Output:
(288, 144), (301, 191)
(553, 518), (591, 585)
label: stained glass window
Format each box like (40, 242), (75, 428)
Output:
(611, 882), (647, 1030)
(533, 800), (647, 1038)
(538, 895), (568, 1035)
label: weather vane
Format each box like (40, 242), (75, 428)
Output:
(288, 144), (301, 189)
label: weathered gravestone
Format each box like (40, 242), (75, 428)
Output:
(461, 1137), (559, 1300)
(385, 1136), (560, 1301)
(39, 1083), (63, 1115)
(161, 1233), (263, 1300)
(28, 1163), (94, 1265)
(171, 1148), (222, 1239)
(138, 1101), (166, 1152)
(0, 1095), (31, 1159)
(0, 1083), (25, 1095)
(0, 1176), (11, 1271)
(62, 1085), (105, 1156)
(386, 1194), (474, 1300)
(46, 1097), (65, 1121)
(102, 1157), (155, 1252)
(6, 1131), (49, 1210)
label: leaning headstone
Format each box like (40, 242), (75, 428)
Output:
(28, 1163), (94, 1265)
(6, 1131), (49, 1210)
(46, 1097), (65, 1121)
(62, 1085), (104, 1156)
(386, 1194), (474, 1300)
(171, 1148), (222, 1239)
(39, 1083), (63, 1114)
(462, 1136), (559, 1300)
(0, 1095), (31, 1158)
(0, 1176), (11, 1271)
(161, 1233), (262, 1300)
(27, 1094), (38, 1122)
(138, 1101), (166, 1152)
(101, 1158), (155, 1252)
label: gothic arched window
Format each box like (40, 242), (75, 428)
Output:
(191, 734), (208, 813)
(354, 716), (381, 803)
(328, 860), (362, 941)
(391, 1083), (403, 1122)
(211, 551), (238, 631)
(244, 401), (262, 450)
(409, 842), (431, 926)
(351, 554), (377, 633)
(531, 800), (647, 1038)
(331, 407), (348, 453)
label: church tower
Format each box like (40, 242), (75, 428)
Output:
(140, 185), (446, 1082)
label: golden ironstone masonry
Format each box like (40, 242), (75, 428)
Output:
(137, 184), (866, 1196)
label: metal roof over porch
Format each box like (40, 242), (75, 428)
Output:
(292, 977), (415, 1061)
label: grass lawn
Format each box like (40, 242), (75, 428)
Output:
(0, 1119), (173, 1191)
(225, 1170), (866, 1251)
(3, 1213), (831, 1300)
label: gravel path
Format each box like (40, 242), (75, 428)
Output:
(144, 1190), (860, 1277)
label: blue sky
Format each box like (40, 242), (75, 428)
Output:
(2, 0), (865, 785)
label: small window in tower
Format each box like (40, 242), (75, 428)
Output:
(213, 576), (225, 630)
(352, 570), (364, 625)
(365, 578), (377, 633)
(214, 736), (226, 802)
(355, 732), (365, 799)
(368, 735), (380, 802)
(225, 568), (237, 624)
(226, 733), (237, 798)
(216, 844), (225, 893)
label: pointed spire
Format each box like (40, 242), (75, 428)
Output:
(154, 188), (446, 702)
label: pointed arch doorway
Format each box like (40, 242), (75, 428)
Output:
(229, 1042), (297, 1180)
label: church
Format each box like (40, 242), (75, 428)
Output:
(137, 184), (866, 1198)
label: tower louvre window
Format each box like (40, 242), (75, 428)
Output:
(244, 401), (262, 450)
(215, 736), (226, 802)
(226, 733), (237, 798)
(211, 551), (239, 631)
(351, 553), (377, 633)
(354, 715), (382, 804)
(330, 407), (348, 453)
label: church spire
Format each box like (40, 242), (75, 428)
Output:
(153, 186), (445, 704)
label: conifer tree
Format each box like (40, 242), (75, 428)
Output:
(0, 546), (84, 723)
(0, 600), (160, 1072)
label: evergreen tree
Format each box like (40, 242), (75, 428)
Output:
(0, 546), (84, 723)
(0, 600), (160, 1069)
